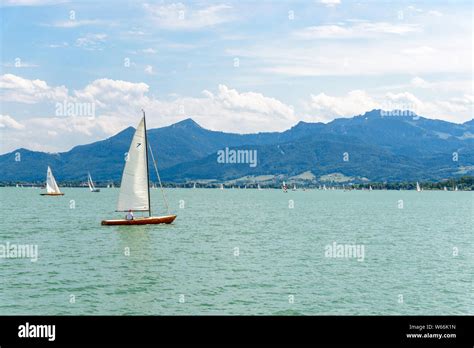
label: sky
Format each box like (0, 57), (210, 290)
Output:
(0, 0), (473, 154)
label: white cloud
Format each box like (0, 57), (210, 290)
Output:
(48, 20), (112, 28)
(308, 90), (378, 121)
(143, 2), (234, 30)
(410, 77), (430, 88)
(2, 75), (472, 153)
(75, 33), (107, 50)
(142, 48), (157, 54)
(1, 0), (66, 6)
(0, 114), (25, 130)
(294, 22), (421, 39)
(401, 46), (436, 55)
(2, 61), (39, 68)
(306, 90), (474, 123)
(47, 42), (69, 48)
(427, 10), (443, 17)
(144, 65), (155, 75)
(73, 78), (150, 108)
(318, 0), (341, 7)
(0, 74), (68, 104)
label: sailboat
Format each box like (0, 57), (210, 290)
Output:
(40, 166), (64, 196)
(443, 186), (447, 191)
(257, 184), (262, 190)
(369, 185), (373, 191)
(416, 182), (421, 192)
(455, 185), (458, 191)
(101, 112), (176, 226)
(193, 183), (196, 189)
(87, 172), (100, 192)
(292, 184), (297, 191)
(220, 184), (224, 190)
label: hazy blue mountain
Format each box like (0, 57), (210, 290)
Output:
(1, 110), (473, 183)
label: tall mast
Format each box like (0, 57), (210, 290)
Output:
(142, 109), (152, 217)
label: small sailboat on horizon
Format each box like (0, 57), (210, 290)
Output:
(416, 182), (421, 192)
(101, 111), (176, 226)
(40, 166), (64, 196)
(87, 172), (100, 192)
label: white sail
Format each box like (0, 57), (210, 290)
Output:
(46, 166), (61, 194)
(416, 182), (421, 192)
(116, 117), (149, 212)
(87, 173), (95, 191)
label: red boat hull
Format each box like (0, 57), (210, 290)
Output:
(101, 215), (177, 226)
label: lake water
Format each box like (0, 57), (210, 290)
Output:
(0, 187), (472, 315)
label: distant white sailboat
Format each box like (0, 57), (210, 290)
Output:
(369, 185), (373, 191)
(443, 186), (447, 191)
(257, 184), (262, 190)
(455, 185), (458, 191)
(292, 184), (297, 191)
(87, 172), (100, 192)
(282, 181), (287, 192)
(193, 183), (196, 189)
(323, 185), (327, 191)
(220, 184), (224, 190)
(416, 182), (421, 192)
(41, 166), (64, 196)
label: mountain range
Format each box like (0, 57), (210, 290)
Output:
(1, 110), (473, 183)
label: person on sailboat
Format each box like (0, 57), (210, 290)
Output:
(126, 210), (134, 220)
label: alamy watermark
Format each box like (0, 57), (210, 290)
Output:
(55, 100), (95, 118)
(380, 101), (420, 120)
(325, 242), (365, 262)
(217, 147), (257, 168)
(0, 242), (38, 262)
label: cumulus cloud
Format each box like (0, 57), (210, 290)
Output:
(0, 75), (298, 152)
(0, 74), (68, 103)
(0, 114), (25, 130)
(307, 90), (474, 123)
(308, 90), (378, 121)
(73, 78), (150, 108)
(2, 75), (472, 153)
